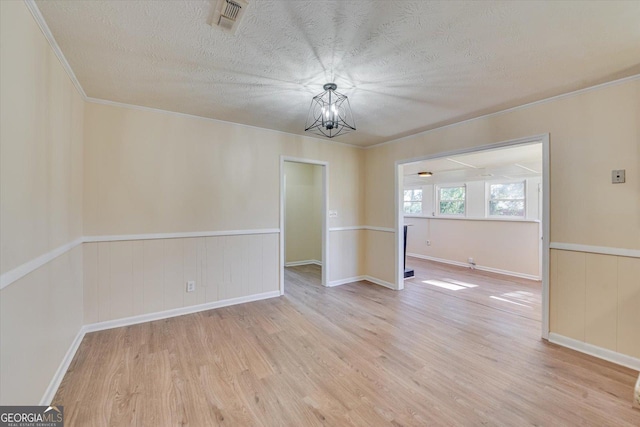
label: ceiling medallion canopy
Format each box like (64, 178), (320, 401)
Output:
(305, 83), (356, 139)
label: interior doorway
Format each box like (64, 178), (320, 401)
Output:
(280, 157), (328, 294)
(395, 134), (550, 339)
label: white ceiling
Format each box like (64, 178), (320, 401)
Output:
(403, 143), (542, 186)
(35, 1), (640, 147)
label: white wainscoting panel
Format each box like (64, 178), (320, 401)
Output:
(84, 233), (279, 323)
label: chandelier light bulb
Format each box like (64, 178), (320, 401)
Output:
(305, 83), (356, 139)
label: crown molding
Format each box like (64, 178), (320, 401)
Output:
(85, 97), (364, 150)
(23, 0), (87, 99)
(22, 1), (640, 150)
(365, 73), (640, 150)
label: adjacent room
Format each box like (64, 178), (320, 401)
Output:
(283, 160), (326, 290)
(401, 143), (544, 326)
(1, 0), (639, 425)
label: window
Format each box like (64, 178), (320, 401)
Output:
(488, 182), (525, 217)
(403, 189), (422, 214)
(438, 185), (465, 215)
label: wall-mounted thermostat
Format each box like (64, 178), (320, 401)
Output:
(612, 169), (625, 184)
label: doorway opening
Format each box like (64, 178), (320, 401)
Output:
(280, 157), (328, 294)
(395, 135), (550, 339)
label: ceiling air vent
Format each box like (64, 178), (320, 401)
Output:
(212, 0), (248, 34)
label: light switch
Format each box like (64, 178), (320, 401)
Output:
(612, 169), (625, 184)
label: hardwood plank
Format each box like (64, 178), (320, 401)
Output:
(53, 262), (640, 426)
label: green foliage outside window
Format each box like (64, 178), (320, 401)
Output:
(403, 189), (422, 214)
(439, 186), (465, 215)
(489, 182), (525, 216)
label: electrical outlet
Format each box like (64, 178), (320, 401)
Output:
(468, 257), (474, 264)
(612, 169), (625, 184)
(186, 281), (196, 293)
(426, 240), (431, 246)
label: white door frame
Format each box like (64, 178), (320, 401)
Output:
(280, 156), (329, 294)
(394, 134), (551, 339)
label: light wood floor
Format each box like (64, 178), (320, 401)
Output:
(54, 261), (640, 426)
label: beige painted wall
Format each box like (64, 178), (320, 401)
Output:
(83, 101), (365, 312)
(364, 230), (396, 285)
(366, 79), (639, 245)
(406, 218), (540, 278)
(0, 1), (84, 404)
(83, 103), (364, 236)
(284, 162), (322, 264)
(3, 0), (638, 405)
(365, 77), (640, 357)
(329, 229), (366, 282)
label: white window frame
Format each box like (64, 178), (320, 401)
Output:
(403, 187), (423, 215)
(436, 184), (466, 217)
(486, 180), (527, 219)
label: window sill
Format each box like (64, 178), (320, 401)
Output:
(403, 214), (540, 224)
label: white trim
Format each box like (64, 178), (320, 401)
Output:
(364, 275), (397, 290)
(366, 74), (640, 150)
(0, 238), (83, 290)
(24, 0), (87, 98)
(407, 253), (541, 281)
(329, 225), (395, 233)
(364, 226), (395, 233)
(87, 97), (363, 150)
(328, 276), (366, 287)
(403, 215), (540, 224)
(2, 229), (282, 290)
(39, 290), (280, 404)
(84, 228), (280, 243)
(485, 179), (527, 220)
(395, 134), (550, 338)
(541, 135), (550, 339)
(328, 275), (396, 290)
(39, 327), (85, 405)
(435, 183), (467, 218)
(396, 134), (548, 167)
(395, 162), (404, 290)
(548, 333), (640, 372)
(280, 160), (285, 295)
(329, 226), (365, 232)
(550, 243), (640, 258)
(83, 291), (281, 334)
(285, 260), (322, 267)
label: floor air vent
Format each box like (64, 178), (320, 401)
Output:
(212, 0), (248, 34)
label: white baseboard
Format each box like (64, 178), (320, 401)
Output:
(328, 276), (366, 287)
(83, 291), (281, 333)
(284, 260), (322, 267)
(363, 275), (397, 290)
(40, 327), (85, 405)
(548, 333), (640, 372)
(328, 275), (396, 290)
(40, 290), (281, 404)
(407, 253), (540, 281)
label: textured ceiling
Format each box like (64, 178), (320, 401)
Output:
(36, 1), (640, 147)
(403, 144), (542, 186)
